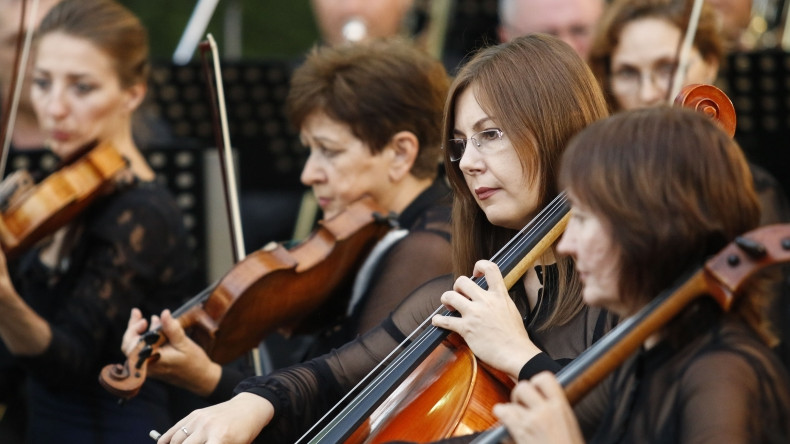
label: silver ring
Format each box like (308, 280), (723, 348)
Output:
(181, 427), (189, 435)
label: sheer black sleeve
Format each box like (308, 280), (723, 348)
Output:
(590, 318), (790, 443)
(355, 229), (452, 334)
(236, 276), (453, 442)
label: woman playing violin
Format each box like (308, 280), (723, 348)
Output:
(157, 34), (614, 444)
(122, 37), (454, 402)
(494, 106), (790, 444)
(0, 0), (197, 442)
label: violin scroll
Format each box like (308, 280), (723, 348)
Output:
(99, 330), (164, 400)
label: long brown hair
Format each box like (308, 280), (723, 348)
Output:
(442, 34), (609, 329)
(561, 107), (775, 344)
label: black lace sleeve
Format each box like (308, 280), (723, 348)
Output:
(15, 183), (195, 389)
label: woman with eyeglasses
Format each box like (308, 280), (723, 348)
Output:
(493, 106), (790, 444)
(588, 0), (721, 112)
(157, 34), (612, 444)
(588, 0), (790, 371)
(588, 0), (790, 226)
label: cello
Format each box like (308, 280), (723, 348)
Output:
(293, 83), (740, 444)
(471, 222), (790, 443)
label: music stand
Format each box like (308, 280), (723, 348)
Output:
(146, 59), (307, 192)
(722, 48), (790, 197)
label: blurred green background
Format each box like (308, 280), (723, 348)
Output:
(120, 0), (320, 62)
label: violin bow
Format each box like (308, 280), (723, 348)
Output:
(198, 33), (247, 263)
(667, 0), (704, 104)
(0, 0), (40, 177)
(198, 33), (266, 376)
(173, 0), (220, 65)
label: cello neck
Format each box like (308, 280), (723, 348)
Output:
(296, 192), (571, 444)
(470, 223), (790, 444)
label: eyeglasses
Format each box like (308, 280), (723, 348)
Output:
(610, 61), (678, 94)
(445, 128), (505, 162)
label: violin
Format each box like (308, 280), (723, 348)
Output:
(99, 195), (394, 400)
(471, 223), (790, 443)
(0, 141), (127, 259)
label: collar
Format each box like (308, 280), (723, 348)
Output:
(396, 177), (452, 229)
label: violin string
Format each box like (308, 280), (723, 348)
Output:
(298, 192), (570, 442)
(146, 282), (217, 335)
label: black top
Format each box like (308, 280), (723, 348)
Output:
(208, 178), (454, 403)
(580, 305), (790, 443)
(5, 180), (196, 444)
(235, 264), (614, 443)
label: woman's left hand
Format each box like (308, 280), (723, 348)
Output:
(493, 372), (585, 444)
(431, 260), (541, 379)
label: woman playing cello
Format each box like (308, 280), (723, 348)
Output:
(158, 34), (615, 444)
(0, 0), (197, 442)
(494, 106), (790, 443)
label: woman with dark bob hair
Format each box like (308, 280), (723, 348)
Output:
(493, 106), (790, 444)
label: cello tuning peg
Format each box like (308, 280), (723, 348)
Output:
(734, 236), (767, 259)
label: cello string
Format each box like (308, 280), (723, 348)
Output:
(296, 192), (570, 442)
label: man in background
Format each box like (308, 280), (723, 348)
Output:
(497, 0), (604, 60)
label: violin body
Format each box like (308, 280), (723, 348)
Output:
(0, 142), (126, 258)
(190, 196), (394, 364)
(100, 196), (394, 399)
(348, 333), (513, 444)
